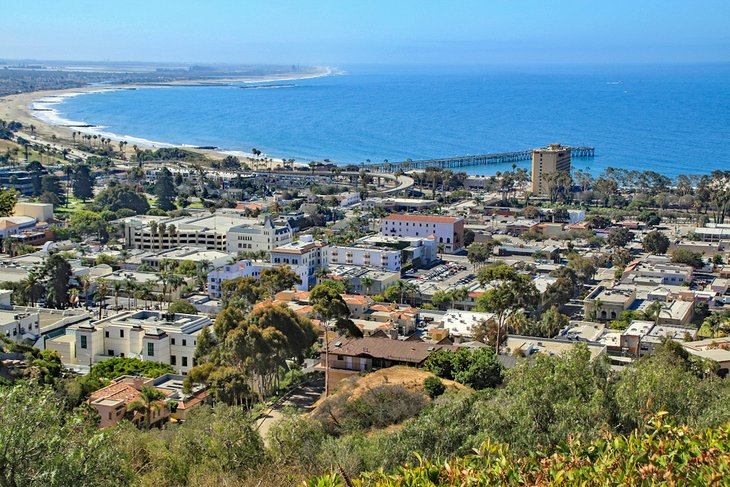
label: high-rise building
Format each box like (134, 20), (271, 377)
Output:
(531, 144), (571, 195)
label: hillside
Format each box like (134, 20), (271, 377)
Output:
(309, 366), (468, 436)
(307, 414), (730, 486)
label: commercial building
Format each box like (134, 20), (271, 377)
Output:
(207, 260), (308, 299)
(381, 214), (464, 253)
(583, 286), (637, 321)
(46, 310), (211, 373)
(531, 144), (571, 195)
(323, 265), (400, 295)
(361, 197), (438, 212)
(123, 213), (291, 253)
(271, 236), (329, 286)
(138, 247), (233, 271)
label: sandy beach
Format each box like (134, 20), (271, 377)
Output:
(0, 66), (334, 165)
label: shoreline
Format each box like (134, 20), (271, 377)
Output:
(0, 66), (336, 164)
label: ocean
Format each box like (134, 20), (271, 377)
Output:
(39, 63), (730, 178)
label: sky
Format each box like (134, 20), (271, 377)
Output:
(2, 0), (729, 66)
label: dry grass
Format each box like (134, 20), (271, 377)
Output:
(312, 365), (467, 411)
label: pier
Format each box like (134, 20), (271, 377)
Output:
(363, 146), (594, 173)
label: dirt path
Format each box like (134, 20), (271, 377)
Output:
(255, 378), (324, 439)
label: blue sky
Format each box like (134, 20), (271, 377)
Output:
(2, 0), (728, 65)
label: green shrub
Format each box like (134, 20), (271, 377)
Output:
(423, 376), (446, 399)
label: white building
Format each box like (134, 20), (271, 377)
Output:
(207, 260), (308, 298)
(439, 309), (496, 340)
(328, 244), (402, 272)
(139, 247), (234, 270)
(46, 310), (212, 373)
(226, 217), (292, 253)
(381, 214), (465, 253)
(123, 212), (291, 253)
(338, 192), (361, 208)
(0, 307), (40, 342)
(271, 236), (329, 286)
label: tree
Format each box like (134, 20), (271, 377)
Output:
(522, 205), (542, 220)
(127, 385), (167, 430)
(42, 254), (72, 309)
(155, 167), (177, 211)
(0, 383), (130, 486)
(94, 183), (150, 214)
(168, 299), (198, 314)
(671, 249), (705, 269)
(258, 265), (302, 298)
(643, 230), (670, 254)
(424, 376), (446, 399)
(424, 347), (503, 390)
(41, 174), (65, 205)
(311, 282), (360, 397)
(475, 263), (539, 352)
(467, 240), (497, 269)
(0, 188), (18, 216)
(71, 164), (94, 201)
(607, 227), (634, 248)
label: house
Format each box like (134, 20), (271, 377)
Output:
(437, 309), (496, 341)
(381, 214), (464, 253)
(88, 375), (172, 428)
(320, 334), (457, 374)
(682, 337), (730, 378)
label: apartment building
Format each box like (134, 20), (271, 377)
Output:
(531, 144), (571, 195)
(46, 310), (211, 373)
(381, 214), (464, 253)
(226, 216), (293, 253)
(328, 244), (401, 272)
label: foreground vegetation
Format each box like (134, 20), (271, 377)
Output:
(2, 340), (729, 486)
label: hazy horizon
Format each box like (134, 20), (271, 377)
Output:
(2, 1), (728, 66)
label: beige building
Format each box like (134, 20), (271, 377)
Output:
(531, 144), (571, 195)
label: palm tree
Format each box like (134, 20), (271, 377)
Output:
(166, 275), (185, 305)
(94, 279), (109, 319)
(393, 279), (418, 305)
(78, 274), (92, 306)
(157, 223), (166, 251)
(449, 287), (469, 309)
(127, 386), (167, 430)
(360, 276), (374, 295)
(112, 281), (122, 310)
(19, 272), (42, 307)
(437, 243), (446, 259)
(68, 288), (79, 308)
(124, 278), (138, 310)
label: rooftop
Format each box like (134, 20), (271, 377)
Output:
(383, 214), (462, 224)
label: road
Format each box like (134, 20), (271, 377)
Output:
(254, 378), (324, 439)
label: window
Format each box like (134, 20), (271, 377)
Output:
(147, 342), (154, 356)
(107, 349), (113, 356)
(182, 356), (188, 367)
(182, 339), (187, 347)
(337, 355), (343, 361)
(120, 329), (124, 338)
(171, 338), (176, 345)
(80, 335), (87, 349)
(170, 355), (176, 365)
(105, 331), (109, 338)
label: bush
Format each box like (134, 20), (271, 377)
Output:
(168, 299), (198, 315)
(423, 376), (446, 399)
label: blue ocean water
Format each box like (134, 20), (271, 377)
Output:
(54, 64), (730, 178)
